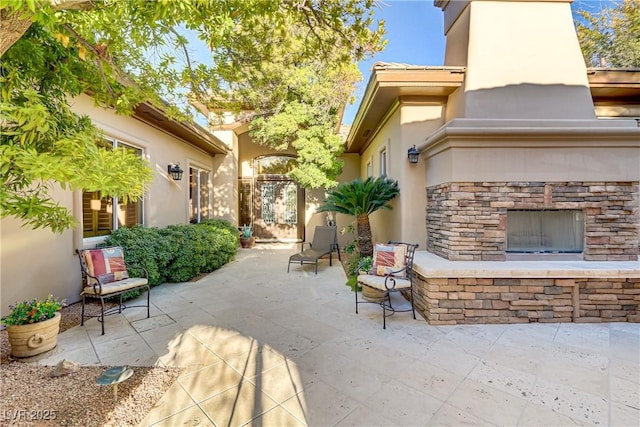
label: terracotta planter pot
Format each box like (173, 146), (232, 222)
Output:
(6, 312), (61, 358)
(361, 284), (386, 303)
(240, 236), (255, 248)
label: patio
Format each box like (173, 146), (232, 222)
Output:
(38, 244), (639, 426)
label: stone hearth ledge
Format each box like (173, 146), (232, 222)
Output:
(413, 251), (640, 279)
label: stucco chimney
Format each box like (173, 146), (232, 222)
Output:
(435, 0), (596, 120)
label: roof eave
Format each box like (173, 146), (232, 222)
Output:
(345, 66), (465, 153)
(134, 103), (229, 155)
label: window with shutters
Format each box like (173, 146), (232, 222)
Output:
(82, 139), (144, 238)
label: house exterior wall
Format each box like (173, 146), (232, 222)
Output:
(1, 95), (222, 316)
(212, 129), (238, 224)
(441, 0), (596, 120)
(70, 95), (220, 230)
(1, 186), (78, 318)
(360, 108), (401, 245)
(355, 100), (447, 249)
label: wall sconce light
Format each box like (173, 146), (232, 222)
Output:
(168, 163), (184, 181)
(407, 145), (419, 164)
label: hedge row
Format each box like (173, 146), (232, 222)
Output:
(102, 219), (239, 286)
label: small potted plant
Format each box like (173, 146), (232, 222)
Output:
(2, 295), (65, 358)
(239, 224), (255, 248)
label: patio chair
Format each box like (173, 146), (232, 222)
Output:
(76, 246), (150, 335)
(287, 226), (340, 274)
(356, 241), (419, 329)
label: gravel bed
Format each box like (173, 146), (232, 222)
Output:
(1, 301), (182, 426)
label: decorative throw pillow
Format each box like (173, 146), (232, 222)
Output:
(369, 243), (407, 278)
(83, 247), (129, 285)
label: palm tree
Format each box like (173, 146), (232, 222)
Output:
(317, 176), (399, 258)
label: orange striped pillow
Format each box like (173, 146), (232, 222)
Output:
(370, 243), (407, 278)
(83, 247), (129, 285)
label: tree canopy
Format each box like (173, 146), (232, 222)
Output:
(1, 0), (385, 232)
(575, 0), (640, 67)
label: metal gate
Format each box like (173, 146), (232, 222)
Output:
(239, 177), (304, 241)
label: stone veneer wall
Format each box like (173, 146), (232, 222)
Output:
(412, 276), (640, 325)
(426, 181), (639, 261)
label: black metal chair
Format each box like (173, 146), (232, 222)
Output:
(287, 226), (340, 274)
(356, 241), (419, 329)
(76, 247), (150, 335)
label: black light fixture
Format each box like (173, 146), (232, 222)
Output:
(407, 145), (419, 164)
(168, 163), (184, 181)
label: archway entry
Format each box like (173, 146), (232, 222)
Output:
(239, 155), (304, 241)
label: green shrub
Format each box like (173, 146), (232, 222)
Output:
(197, 219), (239, 270)
(102, 226), (171, 286)
(100, 219), (239, 289)
(160, 224), (207, 282)
(345, 275), (360, 292)
(344, 255), (370, 292)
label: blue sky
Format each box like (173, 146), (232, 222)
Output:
(343, 0), (445, 125)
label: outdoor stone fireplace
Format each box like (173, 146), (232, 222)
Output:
(426, 181), (639, 262)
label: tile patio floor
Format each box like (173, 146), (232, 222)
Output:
(39, 244), (639, 426)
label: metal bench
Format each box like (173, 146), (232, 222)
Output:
(76, 246), (150, 335)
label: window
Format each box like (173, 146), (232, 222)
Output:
(261, 183), (276, 224)
(507, 210), (584, 253)
(284, 183), (297, 224)
(189, 167), (211, 223)
(256, 156), (297, 175)
(379, 147), (387, 176)
(82, 139), (143, 238)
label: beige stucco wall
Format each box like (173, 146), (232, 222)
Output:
(70, 95), (219, 230)
(442, 1), (470, 67)
(1, 95), (222, 315)
(211, 132), (238, 224)
(443, 0), (596, 121)
(1, 186), (79, 318)
(423, 122), (640, 187)
(237, 132), (297, 178)
(355, 100), (447, 249)
(399, 102), (446, 249)
(360, 108), (401, 246)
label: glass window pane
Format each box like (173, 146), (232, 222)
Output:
(82, 139), (144, 237)
(189, 167), (198, 223)
(189, 167), (212, 223)
(284, 183), (297, 224)
(261, 183), (275, 224)
(200, 170), (210, 220)
(507, 210), (584, 253)
(257, 156), (297, 175)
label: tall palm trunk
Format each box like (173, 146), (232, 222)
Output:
(356, 214), (373, 258)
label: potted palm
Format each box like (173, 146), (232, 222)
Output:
(239, 224), (255, 248)
(317, 176), (399, 300)
(2, 295), (65, 358)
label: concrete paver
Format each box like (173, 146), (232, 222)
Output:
(38, 244), (640, 426)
